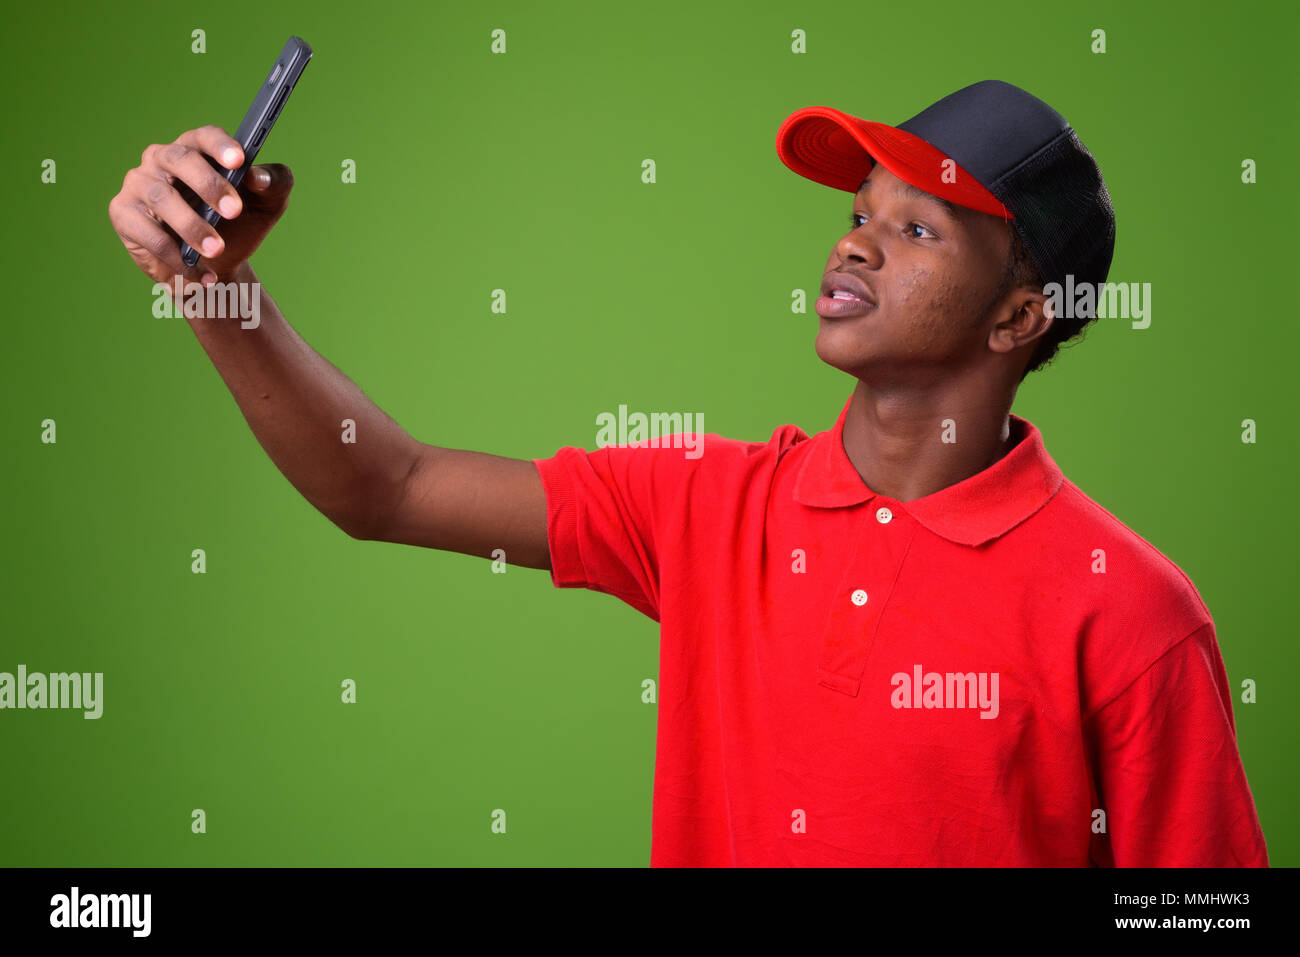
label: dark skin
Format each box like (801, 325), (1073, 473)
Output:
(108, 126), (1052, 574)
(108, 126), (553, 567)
(817, 165), (1053, 502)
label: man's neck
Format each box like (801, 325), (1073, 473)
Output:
(839, 378), (1018, 503)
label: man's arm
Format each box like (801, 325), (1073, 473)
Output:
(1084, 623), (1268, 866)
(108, 125), (551, 570)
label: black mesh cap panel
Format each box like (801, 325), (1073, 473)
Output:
(992, 128), (1117, 313)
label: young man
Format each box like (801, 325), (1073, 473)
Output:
(109, 79), (1267, 867)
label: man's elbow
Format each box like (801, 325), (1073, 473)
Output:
(334, 512), (377, 541)
(320, 480), (392, 542)
(336, 454), (424, 543)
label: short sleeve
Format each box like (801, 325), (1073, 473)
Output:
(1084, 622), (1269, 867)
(531, 443), (696, 622)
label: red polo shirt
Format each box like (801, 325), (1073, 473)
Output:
(531, 394), (1269, 867)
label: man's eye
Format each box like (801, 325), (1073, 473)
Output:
(847, 213), (935, 239)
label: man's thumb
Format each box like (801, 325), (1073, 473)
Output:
(246, 163), (294, 198)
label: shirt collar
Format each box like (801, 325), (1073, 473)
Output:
(792, 393), (1064, 547)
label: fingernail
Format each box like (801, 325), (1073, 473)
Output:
(201, 236), (222, 256)
(201, 272), (217, 286)
(252, 168), (270, 187)
(219, 195), (240, 217)
(223, 147), (240, 166)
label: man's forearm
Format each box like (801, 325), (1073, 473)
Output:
(181, 263), (417, 538)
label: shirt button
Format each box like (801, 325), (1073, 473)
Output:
(876, 506), (893, 524)
(850, 589), (869, 606)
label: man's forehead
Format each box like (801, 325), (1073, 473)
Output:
(857, 169), (960, 218)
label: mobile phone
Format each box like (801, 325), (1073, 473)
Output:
(180, 36), (313, 268)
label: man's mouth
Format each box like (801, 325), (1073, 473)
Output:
(816, 294), (877, 318)
(817, 271), (878, 317)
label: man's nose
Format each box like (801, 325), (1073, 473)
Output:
(838, 221), (884, 268)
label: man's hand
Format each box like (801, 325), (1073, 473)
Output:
(106, 124), (553, 571)
(108, 125), (293, 285)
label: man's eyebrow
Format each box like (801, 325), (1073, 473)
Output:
(857, 174), (960, 219)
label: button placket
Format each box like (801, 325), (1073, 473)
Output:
(815, 502), (915, 697)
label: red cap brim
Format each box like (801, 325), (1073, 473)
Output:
(776, 106), (1012, 219)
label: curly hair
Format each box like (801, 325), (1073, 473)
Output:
(995, 228), (1095, 381)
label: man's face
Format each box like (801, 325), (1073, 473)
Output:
(815, 164), (1014, 383)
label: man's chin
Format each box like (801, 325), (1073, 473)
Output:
(814, 340), (872, 377)
(815, 323), (877, 367)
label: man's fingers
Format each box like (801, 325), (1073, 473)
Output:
(175, 125), (244, 171)
(126, 168), (226, 259)
(153, 140), (243, 219)
(113, 202), (210, 287)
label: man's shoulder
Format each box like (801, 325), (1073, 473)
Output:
(1047, 477), (1210, 618)
(543, 421), (814, 507)
(680, 422), (817, 490)
(1043, 476), (1215, 711)
(690, 422), (813, 457)
(596, 421), (813, 476)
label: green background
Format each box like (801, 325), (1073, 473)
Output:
(1, 0), (1295, 866)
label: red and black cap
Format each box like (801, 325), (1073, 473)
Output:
(776, 80), (1116, 296)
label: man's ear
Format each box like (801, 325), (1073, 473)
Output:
(988, 286), (1054, 359)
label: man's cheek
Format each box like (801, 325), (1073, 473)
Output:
(893, 267), (939, 310)
(897, 268), (970, 342)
